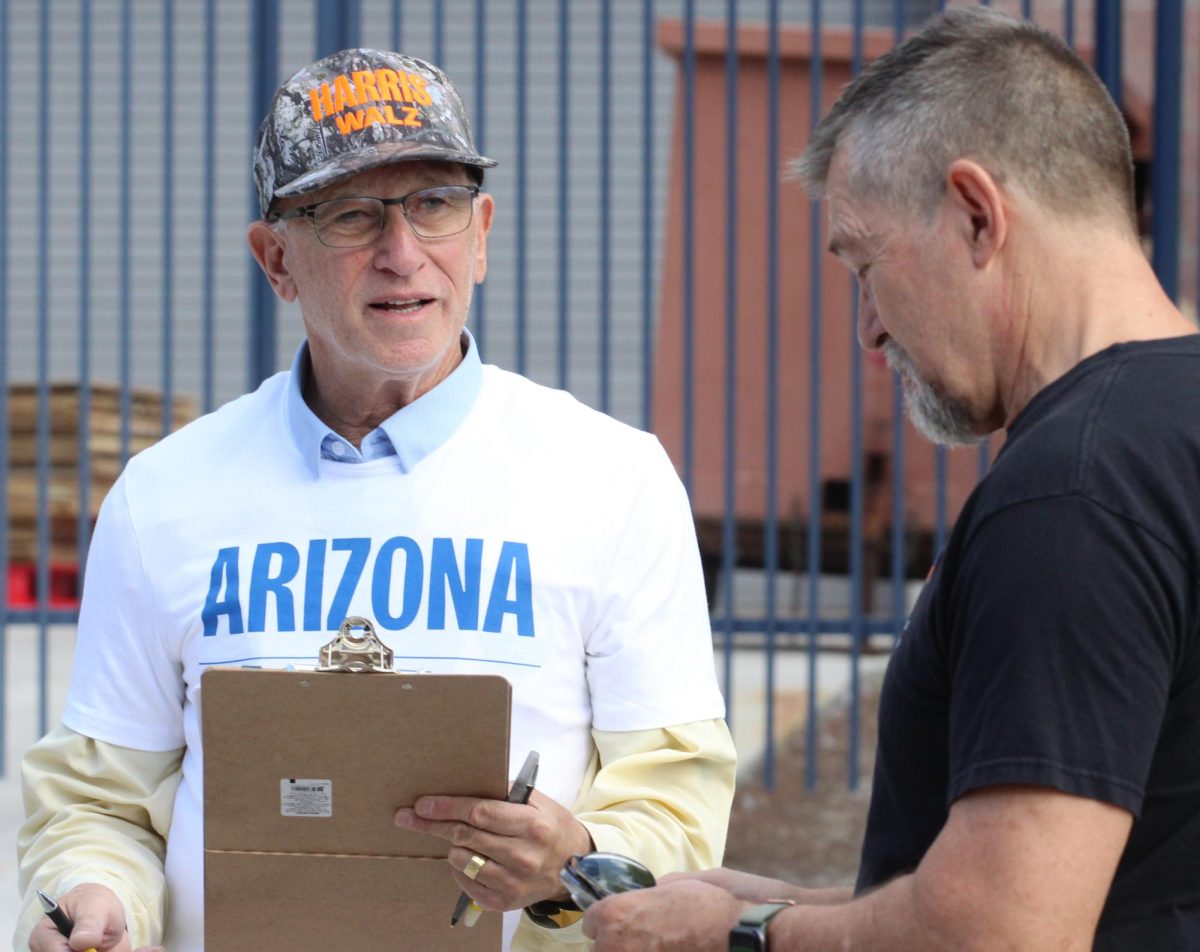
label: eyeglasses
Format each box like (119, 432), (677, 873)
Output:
(559, 852), (657, 911)
(274, 184), (481, 247)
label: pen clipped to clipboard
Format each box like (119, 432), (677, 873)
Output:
(202, 616), (513, 951)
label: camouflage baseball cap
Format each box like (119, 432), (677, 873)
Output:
(253, 48), (496, 219)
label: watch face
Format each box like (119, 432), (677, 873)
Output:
(728, 924), (767, 952)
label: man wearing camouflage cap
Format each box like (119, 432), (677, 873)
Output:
(16, 49), (735, 952)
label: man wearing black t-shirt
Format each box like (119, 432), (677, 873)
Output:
(583, 6), (1200, 951)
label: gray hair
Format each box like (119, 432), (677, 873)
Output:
(794, 6), (1136, 230)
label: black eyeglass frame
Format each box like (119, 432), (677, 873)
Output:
(272, 184), (482, 246)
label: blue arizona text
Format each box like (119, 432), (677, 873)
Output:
(201, 536), (535, 637)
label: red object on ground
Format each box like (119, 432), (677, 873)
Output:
(5, 562), (81, 609)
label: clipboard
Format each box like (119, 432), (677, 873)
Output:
(201, 617), (511, 951)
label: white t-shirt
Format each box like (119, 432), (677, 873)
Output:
(62, 357), (724, 952)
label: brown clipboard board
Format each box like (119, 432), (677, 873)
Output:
(201, 619), (511, 951)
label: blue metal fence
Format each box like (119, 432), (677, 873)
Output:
(1, 0), (1196, 792)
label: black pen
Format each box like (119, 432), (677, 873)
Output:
(450, 749), (539, 927)
(36, 890), (99, 952)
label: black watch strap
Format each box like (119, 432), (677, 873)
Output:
(729, 900), (795, 952)
(525, 898), (584, 929)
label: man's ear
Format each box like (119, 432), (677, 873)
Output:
(945, 159), (1007, 268)
(472, 192), (495, 285)
(247, 221), (299, 302)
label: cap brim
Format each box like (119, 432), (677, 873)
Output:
(273, 140), (498, 203)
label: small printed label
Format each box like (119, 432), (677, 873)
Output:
(280, 778), (333, 817)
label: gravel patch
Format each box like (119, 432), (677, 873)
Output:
(723, 663), (883, 888)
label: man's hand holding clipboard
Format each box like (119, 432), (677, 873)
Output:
(395, 747), (596, 924)
(451, 750), (539, 927)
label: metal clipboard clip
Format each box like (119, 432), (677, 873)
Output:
(316, 615), (395, 673)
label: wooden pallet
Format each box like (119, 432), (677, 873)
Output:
(5, 383), (199, 599)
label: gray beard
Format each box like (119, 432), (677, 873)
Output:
(884, 340), (982, 447)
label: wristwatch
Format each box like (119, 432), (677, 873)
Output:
(728, 900), (796, 952)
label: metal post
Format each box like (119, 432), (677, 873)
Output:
(0, 0), (9, 774)
(599, 0), (612, 412)
(162, 0), (176, 437)
(472, 0), (488, 358)
(315, 0), (359, 58)
(640, 0), (654, 432)
(1151, 0), (1182, 300)
(248, 0), (279, 390)
(682, 1), (695, 496)
(720, 0), (739, 744)
(78, 0), (93, 572)
(36, 0), (54, 738)
(1093, 0), (1122, 110)
(516, 0), (528, 376)
(763, 0), (781, 791)
(558, 0), (571, 392)
(203, 0), (217, 412)
(806, 0), (826, 792)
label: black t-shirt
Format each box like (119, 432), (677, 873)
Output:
(857, 336), (1200, 948)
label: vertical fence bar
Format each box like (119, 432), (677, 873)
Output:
(315, 3), (329, 62)
(0, 0), (9, 773)
(162, 0), (175, 438)
(848, 315), (864, 791)
(845, 15), (862, 797)
(432, 0), (444, 68)
(1094, 0), (1123, 110)
(557, 0), (570, 392)
(850, 0), (868, 796)
(640, 0), (654, 433)
(763, 0), (781, 791)
(516, 0), (528, 376)
(682, 1), (695, 495)
(316, 0), (359, 57)
(1151, 0), (1182, 300)
(804, 0), (824, 791)
(934, 445), (947, 556)
(890, 377), (907, 628)
(249, 0), (279, 389)
(599, 0), (612, 414)
(719, 0), (739, 732)
(78, 0), (93, 577)
(349, 0), (361, 49)
(890, 0), (909, 648)
(472, 0), (487, 359)
(36, 0), (53, 737)
(120, 0), (133, 465)
(250, 0), (277, 380)
(391, 0), (402, 53)
(203, 0), (216, 413)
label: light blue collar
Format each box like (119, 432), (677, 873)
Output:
(286, 330), (483, 477)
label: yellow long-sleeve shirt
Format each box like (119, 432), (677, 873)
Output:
(15, 717), (735, 951)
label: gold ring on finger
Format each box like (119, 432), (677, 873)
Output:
(463, 853), (487, 881)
